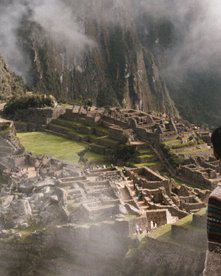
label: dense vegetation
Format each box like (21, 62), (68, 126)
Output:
(112, 144), (136, 163)
(160, 143), (184, 168)
(3, 93), (57, 115)
(0, 56), (26, 100)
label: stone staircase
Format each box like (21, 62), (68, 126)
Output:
(131, 141), (161, 169)
(45, 116), (120, 155)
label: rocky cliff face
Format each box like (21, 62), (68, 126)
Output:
(134, 6), (221, 128)
(0, 1), (178, 115)
(2, 0), (221, 126)
(123, 211), (207, 276)
(19, 21), (177, 116)
(0, 56), (25, 100)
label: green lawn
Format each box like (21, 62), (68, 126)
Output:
(163, 139), (179, 146)
(132, 161), (161, 168)
(137, 154), (155, 159)
(17, 132), (106, 164)
(137, 149), (152, 154)
(175, 214), (193, 227)
(148, 224), (172, 239)
(174, 145), (211, 155)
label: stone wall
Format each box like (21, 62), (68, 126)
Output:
(12, 155), (26, 167)
(102, 115), (128, 129)
(178, 165), (213, 189)
(201, 159), (220, 173)
(147, 202), (187, 219)
(0, 220), (131, 275)
(0, 119), (16, 138)
(62, 108), (78, 120)
(192, 211), (206, 227)
(14, 121), (44, 132)
(146, 209), (167, 228)
(180, 202), (206, 212)
(128, 216), (148, 235)
(168, 206), (188, 218)
(125, 168), (171, 195)
(14, 107), (65, 125)
(160, 131), (177, 140)
(133, 126), (160, 145)
(0, 233), (44, 275)
(47, 124), (82, 141)
(108, 126), (127, 142)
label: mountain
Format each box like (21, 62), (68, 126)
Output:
(134, 3), (221, 128)
(1, 0), (221, 127)
(0, 0), (178, 116)
(16, 20), (178, 116)
(0, 56), (25, 100)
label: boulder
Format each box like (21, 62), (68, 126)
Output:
(4, 199), (32, 228)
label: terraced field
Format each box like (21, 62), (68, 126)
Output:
(43, 116), (162, 169)
(17, 115), (162, 169)
(149, 208), (206, 244)
(0, 140), (13, 156)
(130, 143), (161, 170)
(17, 132), (106, 164)
(162, 134), (212, 161)
(124, 209), (207, 275)
(46, 117), (119, 155)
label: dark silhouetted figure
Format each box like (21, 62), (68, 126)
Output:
(204, 127), (221, 275)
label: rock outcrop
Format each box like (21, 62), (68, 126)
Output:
(0, 56), (25, 100)
(123, 210), (207, 276)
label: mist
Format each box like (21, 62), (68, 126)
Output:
(30, 1), (95, 54)
(0, 0), (95, 82)
(1, 0), (221, 82)
(0, 1), (30, 79)
(162, 0), (221, 78)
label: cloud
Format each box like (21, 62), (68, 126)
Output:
(0, 1), (30, 79)
(163, 1), (221, 77)
(141, 0), (221, 77)
(0, 0), (95, 82)
(29, 0), (95, 54)
(1, 0), (221, 82)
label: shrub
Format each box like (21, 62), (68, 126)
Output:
(112, 144), (136, 163)
(171, 140), (196, 149)
(160, 143), (184, 168)
(3, 93), (57, 115)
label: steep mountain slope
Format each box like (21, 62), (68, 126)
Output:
(123, 209), (207, 276)
(167, 71), (221, 128)
(18, 20), (177, 116)
(0, 56), (25, 100)
(1, 0), (221, 127)
(135, 7), (221, 128)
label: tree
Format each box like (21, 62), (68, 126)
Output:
(3, 93), (57, 116)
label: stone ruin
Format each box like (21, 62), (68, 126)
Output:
(7, 105), (218, 198)
(0, 131), (209, 238)
(0, 109), (216, 275)
(178, 156), (221, 189)
(121, 167), (208, 229)
(62, 104), (212, 154)
(0, 105), (215, 234)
